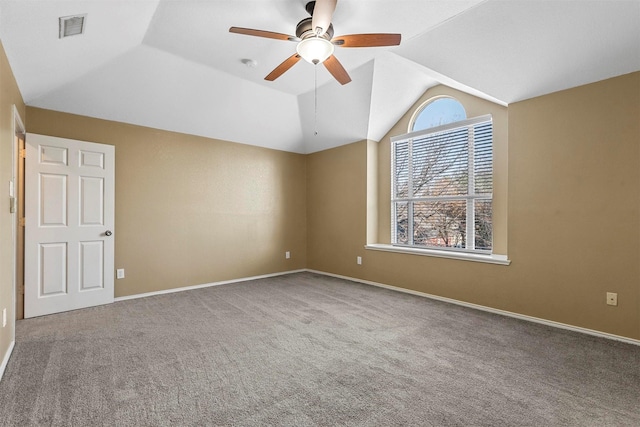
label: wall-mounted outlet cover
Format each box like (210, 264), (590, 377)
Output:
(285, 251), (291, 259)
(606, 292), (618, 306)
(116, 269), (125, 279)
(357, 256), (362, 265)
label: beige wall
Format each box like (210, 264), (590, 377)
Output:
(0, 40), (25, 366)
(307, 73), (640, 340)
(3, 58), (637, 354)
(26, 108), (307, 298)
(307, 140), (368, 277)
(507, 72), (639, 339)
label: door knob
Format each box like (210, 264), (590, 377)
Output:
(105, 230), (112, 236)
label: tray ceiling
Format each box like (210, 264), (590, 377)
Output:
(1, 0), (638, 153)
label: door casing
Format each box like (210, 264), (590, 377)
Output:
(12, 107), (25, 322)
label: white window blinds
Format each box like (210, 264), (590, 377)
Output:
(391, 115), (493, 253)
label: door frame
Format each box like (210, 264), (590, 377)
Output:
(12, 106), (25, 324)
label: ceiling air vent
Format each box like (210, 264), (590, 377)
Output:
(59, 14), (87, 38)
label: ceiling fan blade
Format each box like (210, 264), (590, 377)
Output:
(332, 33), (401, 47)
(323, 55), (351, 85)
(229, 27), (297, 42)
(311, 0), (337, 37)
(265, 54), (302, 81)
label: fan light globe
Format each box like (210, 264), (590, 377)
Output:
(296, 37), (334, 64)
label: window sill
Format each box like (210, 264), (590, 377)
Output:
(365, 244), (511, 265)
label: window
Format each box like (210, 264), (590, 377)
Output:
(410, 96), (467, 131)
(391, 100), (493, 253)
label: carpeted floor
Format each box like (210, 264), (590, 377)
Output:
(0, 272), (638, 426)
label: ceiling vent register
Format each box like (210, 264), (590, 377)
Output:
(59, 14), (86, 39)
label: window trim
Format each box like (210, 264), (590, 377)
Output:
(365, 243), (510, 265)
(392, 114), (492, 145)
(391, 114), (493, 254)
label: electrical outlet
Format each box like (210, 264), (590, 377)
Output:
(285, 251), (291, 259)
(606, 292), (618, 306)
(116, 269), (125, 279)
(2, 308), (6, 328)
(357, 256), (362, 265)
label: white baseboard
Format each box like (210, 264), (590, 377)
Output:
(306, 269), (640, 347)
(114, 269), (307, 302)
(112, 267), (639, 346)
(0, 340), (15, 382)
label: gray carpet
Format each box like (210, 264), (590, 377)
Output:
(0, 272), (638, 426)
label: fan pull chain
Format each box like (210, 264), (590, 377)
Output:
(314, 64), (318, 136)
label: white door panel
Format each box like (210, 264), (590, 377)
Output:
(25, 133), (115, 318)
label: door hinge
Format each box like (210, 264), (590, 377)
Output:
(19, 217), (25, 227)
(19, 148), (26, 159)
(19, 284), (25, 295)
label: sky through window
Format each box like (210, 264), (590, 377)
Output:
(412, 97), (467, 132)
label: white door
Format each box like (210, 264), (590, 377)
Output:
(24, 133), (115, 318)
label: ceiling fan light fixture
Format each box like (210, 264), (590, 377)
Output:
(296, 37), (334, 64)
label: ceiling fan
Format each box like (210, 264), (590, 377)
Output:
(229, 0), (401, 85)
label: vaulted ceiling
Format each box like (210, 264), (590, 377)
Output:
(1, 0), (638, 153)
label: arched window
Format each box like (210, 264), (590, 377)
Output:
(392, 96), (493, 253)
(409, 97), (467, 132)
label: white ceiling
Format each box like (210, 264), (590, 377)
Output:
(1, 0), (638, 153)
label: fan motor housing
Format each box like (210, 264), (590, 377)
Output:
(296, 17), (334, 40)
